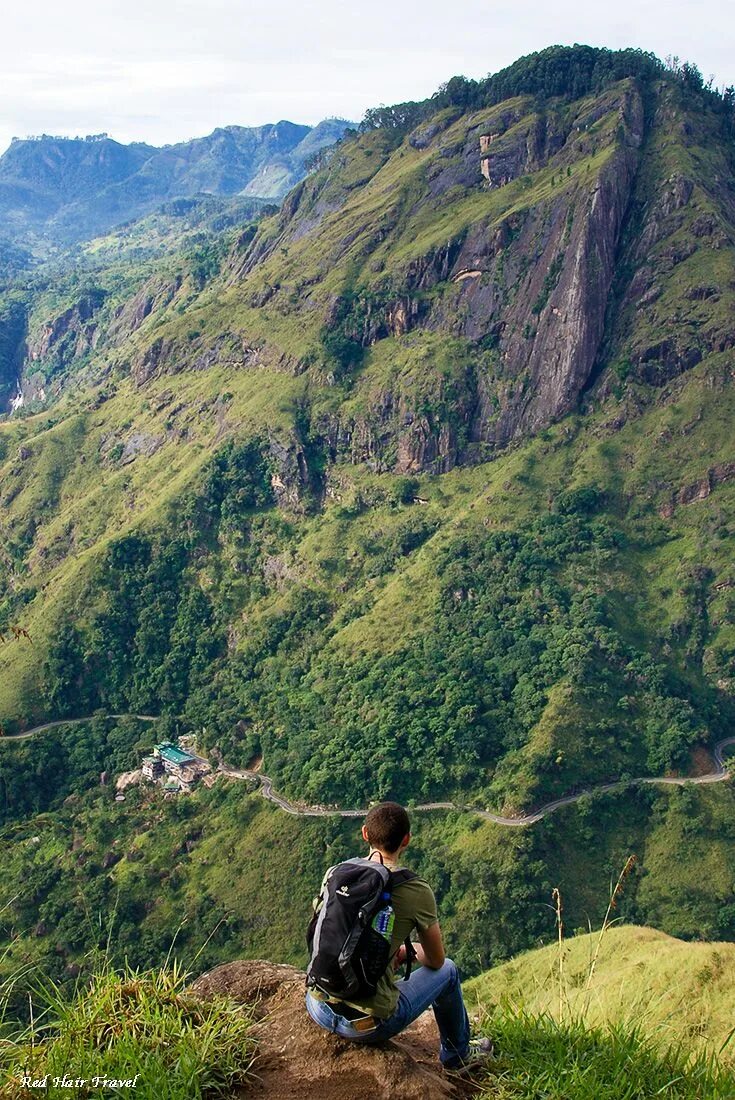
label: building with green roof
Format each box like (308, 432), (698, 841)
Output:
(157, 742), (196, 767)
(140, 740), (211, 789)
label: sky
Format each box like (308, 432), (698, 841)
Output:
(1, 0), (733, 155)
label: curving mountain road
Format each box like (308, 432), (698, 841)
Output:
(219, 736), (735, 828)
(0, 715), (159, 740)
(4, 715), (733, 829)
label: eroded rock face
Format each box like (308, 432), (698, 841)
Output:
(268, 434), (312, 510)
(107, 274), (184, 344)
(270, 83), (650, 469)
(660, 461), (735, 516)
(0, 300), (27, 410)
(321, 93), (644, 465)
(28, 291), (107, 365)
(6, 290), (109, 409)
(332, 377), (474, 475)
(485, 136), (640, 443)
(12, 78), (732, 485)
(190, 960), (464, 1100)
(594, 85), (735, 393)
(20, 291), (108, 399)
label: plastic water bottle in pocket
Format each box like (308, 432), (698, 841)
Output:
(372, 899), (395, 942)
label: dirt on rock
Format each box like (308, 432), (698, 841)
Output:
(191, 960), (484, 1100)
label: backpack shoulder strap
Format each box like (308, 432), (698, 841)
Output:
(389, 868), (418, 887)
(316, 863), (338, 901)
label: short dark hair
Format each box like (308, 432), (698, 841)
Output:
(364, 802), (410, 853)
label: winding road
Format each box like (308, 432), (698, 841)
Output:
(0, 715), (159, 740)
(3, 715), (734, 829)
(219, 736), (735, 828)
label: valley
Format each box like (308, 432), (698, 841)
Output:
(7, 712), (735, 825)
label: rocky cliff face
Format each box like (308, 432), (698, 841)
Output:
(5, 287), (112, 412)
(424, 86), (644, 446)
(27, 289), (106, 366)
(170, 74), (730, 475)
(0, 297), (27, 409)
(593, 84), (735, 392)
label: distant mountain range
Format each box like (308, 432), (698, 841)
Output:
(0, 118), (352, 247)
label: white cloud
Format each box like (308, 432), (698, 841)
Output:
(0, 0), (732, 154)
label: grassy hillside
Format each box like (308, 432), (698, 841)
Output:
(0, 966), (257, 1100)
(467, 925), (735, 1058)
(1, 354), (732, 811)
(1, 940), (734, 1099)
(0, 56), (731, 799)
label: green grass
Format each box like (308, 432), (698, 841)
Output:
(0, 963), (255, 1100)
(1, 952), (733, 1099)
(476, 1010), (735, 1099)
(467, 926), (735, 1059)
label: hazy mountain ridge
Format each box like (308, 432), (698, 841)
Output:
(0, 117), (352, 248)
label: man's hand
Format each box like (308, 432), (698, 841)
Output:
(393, 944), (419, 967)
(393, 944), (408, 970)
(393, 926), (445, 971)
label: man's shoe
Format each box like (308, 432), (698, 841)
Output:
(444, 1037), (495, 1076)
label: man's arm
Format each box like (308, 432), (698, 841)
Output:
(395, 922), (446, 970)
(417, 921), (446, 969)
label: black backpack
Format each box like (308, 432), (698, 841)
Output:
(306, 857), (417, 1002)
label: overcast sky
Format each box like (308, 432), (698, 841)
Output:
(1, 0), (733, 154)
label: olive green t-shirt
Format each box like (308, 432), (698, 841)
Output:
(311, 866), (439, 1020)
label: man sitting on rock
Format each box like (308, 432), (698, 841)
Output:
(305, 801), (492, 1074)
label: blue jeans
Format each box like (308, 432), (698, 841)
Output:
(305, 959), (471, 1068)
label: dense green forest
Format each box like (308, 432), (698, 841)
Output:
(33, 437), (734, 811)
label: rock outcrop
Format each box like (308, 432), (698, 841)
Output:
(191, 960), (473, 1100)
(24, 289), (107, 393)
(106, 274), (184, 344)
(219, 80), (666, 469)
(0, 297), (27, 410)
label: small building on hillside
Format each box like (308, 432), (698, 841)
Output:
(163, 776), (182, 797)
(142, 754), (165, 781)
(141, 740), (211, 793)
(157, 742), (199, 780)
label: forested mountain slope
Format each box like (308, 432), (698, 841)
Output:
(0, 118), (351, 248)
(0, 45), (733, 817)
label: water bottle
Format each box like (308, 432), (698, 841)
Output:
(372, 892), (395, 941)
